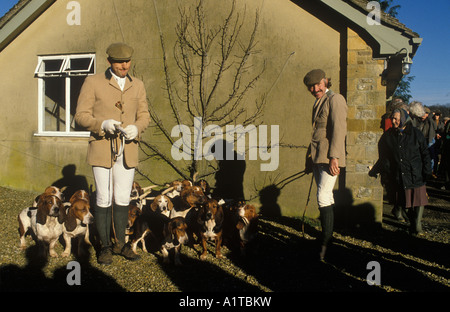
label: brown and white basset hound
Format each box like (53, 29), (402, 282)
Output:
(61, 191), (94, 258)
(162, 179), (193, 199)
(223, 200), (259, 256)
(170, 185), (207, 219)
(161, 217), (189, 266)
(194, 179), (211, 198)
(69, 189), (89, 203)
(197, 198), (224, 260)
(130, 181), (144, 199)
(128, 203), (151, 254)
(126, 200), (142, 242)
(127, 195), (174, 254)
(18, 194), (66, 257)
(32, 186), (66, 207)
(235, 203), (259, 254)
(150, 194), (174, 218)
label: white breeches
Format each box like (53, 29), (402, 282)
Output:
(93, 154), (135, 208)
(313, 164), (338, 208)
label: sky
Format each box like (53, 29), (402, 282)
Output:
(0, 0), (449, 106)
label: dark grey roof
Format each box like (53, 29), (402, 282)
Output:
(0, 0), (31, 30)
(344, 0), (420, 38)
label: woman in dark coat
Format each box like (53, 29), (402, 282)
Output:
(370, 108), (431, 235)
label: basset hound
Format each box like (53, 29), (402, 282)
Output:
(32, 186), (66, 207)
(69, 189), (89, 203)
(18, 194), (66, 257)
(150, 194), (174, 219)
(170, 185), (207, 219)
(235, 203), (259, 254)
(130, 181), (144, 199)
(126, 200), (142, 242)
(127, 195), (174, 254)
(161, 217), (189, 266)
(162, 179), (193, 199)
(197, 198), (224, 260)
(128, 203), (151, 254)
(61, 192), (94, 258)
(194, 179), (212, 198)
(223, 201), (259, 256)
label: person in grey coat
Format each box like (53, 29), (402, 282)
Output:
(303, 69), (347, 261)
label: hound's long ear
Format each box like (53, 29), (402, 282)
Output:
(36, 204), (47, 225)
(163, 219), (173, 238)
(150, 200), (158, 212)
(58, 201), (66, 224)
(214, 205), (224, 230)
(65, 208), (77, 231)
(167, 197), (174, 211)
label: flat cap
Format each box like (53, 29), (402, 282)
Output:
(106, 42), (134, 61)
(303, 69), (325, 86)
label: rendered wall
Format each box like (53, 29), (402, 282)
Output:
(0, 0), (385, 222)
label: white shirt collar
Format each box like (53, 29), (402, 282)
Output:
(109, 68), (126, 91)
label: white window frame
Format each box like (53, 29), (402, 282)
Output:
(34, 53), (96, 137)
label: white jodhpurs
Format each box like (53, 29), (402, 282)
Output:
(313, 164), (338, 208)
(93, 154), (135, 208)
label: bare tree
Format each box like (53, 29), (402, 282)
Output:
(139, 0), (266, 183)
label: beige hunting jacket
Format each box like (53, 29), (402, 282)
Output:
(310, 90), (347, 167)
(75, 70), (150, 168)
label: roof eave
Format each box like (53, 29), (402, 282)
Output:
(0, 0), (56, 52)
(320, 0), (422, 58)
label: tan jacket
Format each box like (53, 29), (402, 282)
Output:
(75, 70), (150, 168)
(310, 90), (347, 167)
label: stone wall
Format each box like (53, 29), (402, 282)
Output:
(343, 29), (385, 225)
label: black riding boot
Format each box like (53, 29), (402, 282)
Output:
(319, 205), (334, 260)
(94, 205), (113, 265)
(113, 204), (141, 261)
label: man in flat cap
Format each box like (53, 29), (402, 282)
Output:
(303, 69), (347, 261)
(75, 43), (150, 265)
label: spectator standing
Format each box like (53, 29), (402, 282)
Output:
(370, 108), (431, 235)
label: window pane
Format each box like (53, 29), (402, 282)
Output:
(68, 58), (89, 70)
(70, 76), (88, 131)
(43, 59), (65, 72)
(63, 55), (95, 75)
(44, 77), (66, 131)
(36, 58), (65, 76)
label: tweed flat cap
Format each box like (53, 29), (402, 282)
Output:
(303, 69), (325, 86)
(106, 43), (134, 61)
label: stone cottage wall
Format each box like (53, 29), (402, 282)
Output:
(344, 29), (386, 225)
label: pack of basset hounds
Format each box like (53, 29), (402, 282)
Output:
(17, 177), (259, 266)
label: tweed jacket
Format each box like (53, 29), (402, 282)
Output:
(310, 90), (347, 167)
(75, 69), (150, 168)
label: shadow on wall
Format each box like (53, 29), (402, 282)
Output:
(256, 182), (380, 234)
(334, 187), (380, 233)
(211, 140), (246, 200)
(258, 184), (282, 217)
(52, 164), (89, 200)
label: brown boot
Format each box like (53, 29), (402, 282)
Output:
(120, 243), (141, 261)
(97, 246), (113, 265)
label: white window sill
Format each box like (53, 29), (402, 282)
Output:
(33, 132), (90, 138)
